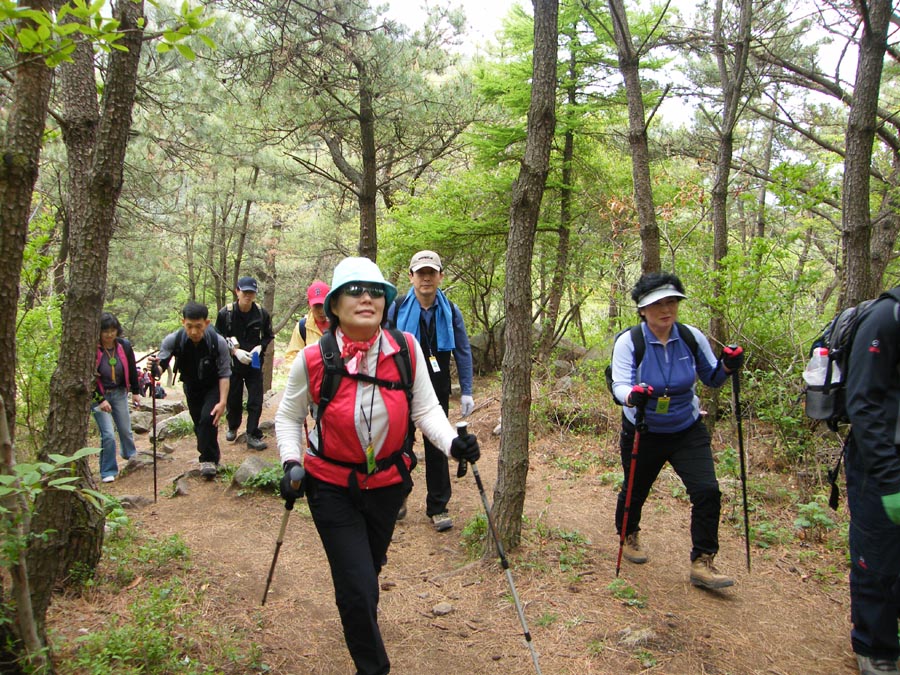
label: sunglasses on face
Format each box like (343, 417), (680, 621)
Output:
(342, 283), (386, 299)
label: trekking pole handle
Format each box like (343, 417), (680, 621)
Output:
(456, 422), (469, 477)
(285, 464), (305, 512)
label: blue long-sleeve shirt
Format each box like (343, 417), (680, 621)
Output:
(611, 322), (728, 433)
(387, 296), (474, 396)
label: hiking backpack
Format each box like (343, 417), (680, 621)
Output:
(604, 323), (699, 405)
(297, 317), (307, 343)
(171, 327), (221, 384)
(804, 289), (900, 431)
(311, 328), (417, 473)
(803, 289), (900, 509)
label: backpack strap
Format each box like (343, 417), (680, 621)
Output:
(298, 317), (307, 343)
(312, 329), (416, 476)
(225, 302), (235, 336)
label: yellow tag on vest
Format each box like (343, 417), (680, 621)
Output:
(365, 444), (376, 474)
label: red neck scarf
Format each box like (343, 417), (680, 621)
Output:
(340, 330), (380, 374)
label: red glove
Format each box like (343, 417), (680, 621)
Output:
(722, 345), (745, 371)
(627, 384), (653, 408)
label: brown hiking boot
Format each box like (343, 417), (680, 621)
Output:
(623, 532), (648, 564)
(690, 553), (734, 589)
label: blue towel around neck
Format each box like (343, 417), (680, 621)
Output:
(395, 288), (456, 352)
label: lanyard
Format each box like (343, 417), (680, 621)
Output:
(648, 330), (676, 396)
(358, 340), (382, 474)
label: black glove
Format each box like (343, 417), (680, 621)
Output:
(627, 383), (653, 408)
(721, 345), (745, 371)
(450, 434), (481, 463)
(279, 461), (306, 509)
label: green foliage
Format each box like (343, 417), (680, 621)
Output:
(241, 461), (283, 494)
(460, 512), (488, 559)
(166, 417), (196, 437)
(606, 578), (647, 608)
(0, 447), (104, 569)
(15, 297), (62, 456)
(794, 495), (837, 542)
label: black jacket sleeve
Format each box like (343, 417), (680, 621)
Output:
(847, 298), (900, 495)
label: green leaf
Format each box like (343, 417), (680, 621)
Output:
(156, 42), (172, 53)
(175, 42), (195, 60)
(48, 476), (81, 487)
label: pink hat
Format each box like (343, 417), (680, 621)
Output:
(307, 280), (330, 306)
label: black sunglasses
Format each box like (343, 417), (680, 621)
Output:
(342, 283), (386, 299)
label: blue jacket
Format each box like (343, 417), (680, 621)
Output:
(611, 322), (728, 433)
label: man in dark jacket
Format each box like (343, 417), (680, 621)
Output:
(150, 302), (231, 478)
(845, 287), (900, 675)
(215, 276), (275, 451)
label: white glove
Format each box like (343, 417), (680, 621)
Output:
(234, 348), (252, 365)
(251, 345), (262, 355)
(226, 336), (240, 350)
(460, 395), (475, 418)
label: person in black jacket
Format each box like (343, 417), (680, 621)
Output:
(149, 302), (231, 479)
(91, 312), (141, 483)
(215, 276), (274, 450)
(845, 288), (900, 675)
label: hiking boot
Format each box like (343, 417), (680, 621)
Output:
(396, 497), (408, 521)
(690, 553), (735, 589)
(200, 462), (217, 479)
(857, 655), (900, 674)
(431, 512), (453, 532)
(225, 429), (237, 442)
(622, 532), (648, 564)
(247, 436), (268, 451)
(101, 475), (116, 484)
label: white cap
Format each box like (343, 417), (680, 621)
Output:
(324, 257), (397, 321)
(636, 283), (687, 308)
(409, 250), (442, 273)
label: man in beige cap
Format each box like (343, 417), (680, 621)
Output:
(388, 250), (475, 531)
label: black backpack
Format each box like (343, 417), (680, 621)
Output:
(804, 289), (900, 431)
(171, 327), (221, 384)
(604, 323), (699, 405)
(298, 317), (307, 342)
(804, 289), (900, 509)
(312, 329), (417, 475)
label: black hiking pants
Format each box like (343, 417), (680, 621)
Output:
(307, 475), (406, 675)
(615, 417), (721, 561)
(226, 362), (264, 439)
(846, 438), (900, 661)
(184, 383), (221, 464)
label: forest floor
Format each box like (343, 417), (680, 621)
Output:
(46, 373), (858, 675)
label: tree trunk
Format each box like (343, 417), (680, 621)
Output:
(261, 216), (283, 392)
(0, 0), (54, 439)
(492, 0), (558, 552)
(26, 0), (145, 640)
(608, 0), (660, 274)
(356, 56), (378, 261)
(709, 0), (752, 348)
(536, 61), (576, 363)
(840, 0), (892, 307)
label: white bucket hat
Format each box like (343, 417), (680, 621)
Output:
(636, 283), (687, 308)
(324, 257), (397, 321)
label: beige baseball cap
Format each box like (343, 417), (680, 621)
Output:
(409, 250), (443, 273)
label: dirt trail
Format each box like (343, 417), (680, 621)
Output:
(73, 380), (856, 674)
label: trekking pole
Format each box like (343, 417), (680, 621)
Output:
(261, 464), (305, 605)
(730, 357), (752, 572)
(616, 392), (647, 578)
(456, 422), (542, 675)
(149, 367), (158, 503)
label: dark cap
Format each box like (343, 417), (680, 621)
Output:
(237, 276), (258, 293)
